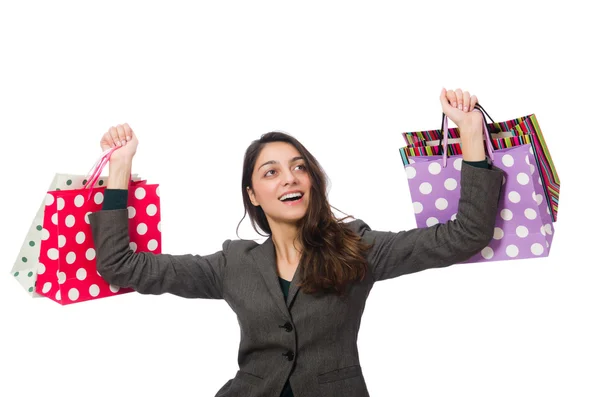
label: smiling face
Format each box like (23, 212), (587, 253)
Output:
(246, 141), (311, 227)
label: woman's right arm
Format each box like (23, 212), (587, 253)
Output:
(89, 124), (229, 300)
(88, 209), (230, 299)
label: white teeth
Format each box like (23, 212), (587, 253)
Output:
(279, 192), (302, 201)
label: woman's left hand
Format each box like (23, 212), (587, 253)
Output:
(439, 88), (484, 140)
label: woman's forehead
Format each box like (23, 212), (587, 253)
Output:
(257, 141), (301, 162)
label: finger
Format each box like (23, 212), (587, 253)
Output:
(116, 124), (127, 146)
(123, 123), (133, 142)
(462, 91), (470, 112)
(439, 88), (460, 120)
(440, 88), (452, 113)
(446, 89), (457, 108)
(454, 88), (463, 110)
(100, 132), (113, 150)
(109, 126), (120, 147)
(469, 95), (478, 111)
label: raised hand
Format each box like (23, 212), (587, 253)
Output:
(440, 88), (485, 140)
(100, 123), (138, 164)
(440, 88), (486, 161)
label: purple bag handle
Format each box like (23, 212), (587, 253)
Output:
(442, 107), (495, 167)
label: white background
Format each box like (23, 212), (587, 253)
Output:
(1, 1), (597, 396)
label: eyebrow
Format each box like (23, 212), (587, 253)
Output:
(258, 156), (304, 170)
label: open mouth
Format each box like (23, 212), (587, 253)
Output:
(279, 192), (304, 203)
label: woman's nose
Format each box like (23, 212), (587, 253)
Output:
(282, 170), (298, 185)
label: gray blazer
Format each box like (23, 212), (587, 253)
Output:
(89, 163), (503, 397)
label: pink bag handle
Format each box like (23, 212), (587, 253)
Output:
(82, 147), (132, 201)
(442, 108), (495, 167)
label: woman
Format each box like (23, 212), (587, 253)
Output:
(88, 88), (503, 397)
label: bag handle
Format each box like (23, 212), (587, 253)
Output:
(82, 147), (133, 201)
(474, 103), (496, 124)
(442, 106), (495, 168)
(472, 102), (499, 153)
(438, 102), (497, 156)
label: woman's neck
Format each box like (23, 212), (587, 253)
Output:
(270, 221), (303, 265)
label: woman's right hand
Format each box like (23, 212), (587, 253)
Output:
(100, 123), (138, 163)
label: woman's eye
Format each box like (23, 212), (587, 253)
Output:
(264, 164), (305, 177)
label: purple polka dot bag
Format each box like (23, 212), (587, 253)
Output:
(402, 110), (554, 263)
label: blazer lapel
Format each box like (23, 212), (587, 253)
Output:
(286, 269), (301, 308)
(250, 237), (291, 319)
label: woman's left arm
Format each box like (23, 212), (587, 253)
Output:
(353, 88), (503, 281)
(351, 162), (503, 282)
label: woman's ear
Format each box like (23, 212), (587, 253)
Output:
(246, 186), (259, 206)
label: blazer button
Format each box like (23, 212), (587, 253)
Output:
(282, 351), (295, 361)
(279, 322), (293, 332)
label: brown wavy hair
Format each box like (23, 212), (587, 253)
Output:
(236, 131), (372, 296)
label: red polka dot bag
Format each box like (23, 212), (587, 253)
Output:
(400, 109), (554, 263)
(34, 148), (161, 305)
(11, 173), (119, 297)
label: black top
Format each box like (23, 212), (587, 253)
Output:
(277, 278), (294, 397)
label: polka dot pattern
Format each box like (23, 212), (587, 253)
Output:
(428, 162), (442, 175)
(147, 239), (158, 251)
(493, 228), (504, 240)
(413, 202), (423, 214)
(453, 158), (462, 170)
(127, 206), (136, 219)
(508, 191), (521, 203)
(89, 284), (100, 297)
(146, 204), (158, 216)
(404, 144), (554, 264)
(516, 226), (529, 238)
(419, 182), (432, 195)
(444, 178), (458, 191)
(35, 181), (161, 305)
(74, 195), (85, 207)
(137, 223), (148, 235)
(76, 231), (86, 244)
(135, 187), (146, 200)
(426, 217), (439, 227)
(57, 272), (66, 284)
(435, 198), (448, 210)
(12, 174), (117, 296)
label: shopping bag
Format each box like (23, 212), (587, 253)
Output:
(401, 135), (535, 165)
(401, 104), (560, 222)
(402, 110), (554, 263)
(11, 173), (118, 296)
(33, 148), (161, 305)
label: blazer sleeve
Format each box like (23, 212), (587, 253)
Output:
(88, 209), (229, 299)
(351, 162), (504, 282)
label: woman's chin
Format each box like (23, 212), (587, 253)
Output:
(273, 211), (307, 225)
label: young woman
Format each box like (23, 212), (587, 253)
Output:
(89, 88), (503, 397)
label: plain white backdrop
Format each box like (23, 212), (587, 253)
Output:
(1, 1), (597, 396)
